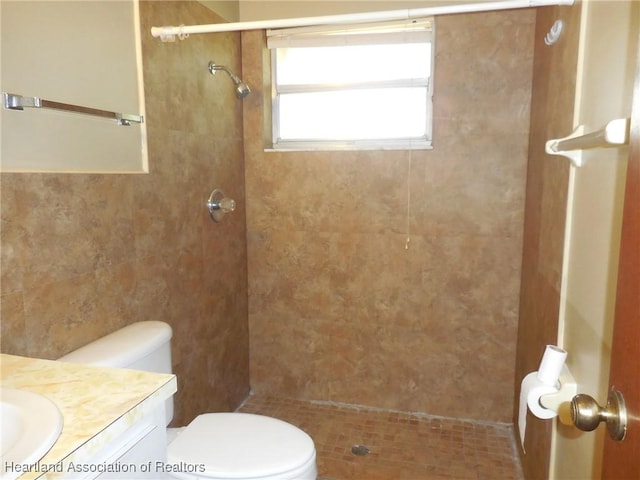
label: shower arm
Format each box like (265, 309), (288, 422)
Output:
(208, 62), (242, 84)
(207, 61), (251, 98)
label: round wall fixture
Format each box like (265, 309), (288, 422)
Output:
(545, 20), (564, 46)
(206, 188), (236, 223)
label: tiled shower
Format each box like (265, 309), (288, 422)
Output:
(242, 10), (534, 421)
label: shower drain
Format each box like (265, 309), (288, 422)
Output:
(351, 445), (370, 456)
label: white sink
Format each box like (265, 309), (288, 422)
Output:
(1, 388), (63, 479)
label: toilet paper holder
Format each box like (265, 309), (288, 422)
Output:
(518, 346), (575, 451)
(538, 365), (578, 424)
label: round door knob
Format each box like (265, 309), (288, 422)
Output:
(570, 390), (627, 441)
(570, 394), (604, 431)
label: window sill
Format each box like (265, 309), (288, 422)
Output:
(266, 139), (433, 152)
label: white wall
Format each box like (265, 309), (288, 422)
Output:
(239, 0), (494, 21)
(0, 1), (147, 173)
(552, 1), (639, 478)
(199, 1), (240, 22)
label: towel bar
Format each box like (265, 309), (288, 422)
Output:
(545, 118), (629, 167)
(2, 92), (143, 126)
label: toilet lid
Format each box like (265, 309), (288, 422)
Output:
(167, 413), (316, 479)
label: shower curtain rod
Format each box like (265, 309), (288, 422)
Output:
(151, 0), (574, 41)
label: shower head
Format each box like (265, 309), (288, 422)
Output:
(208, 61), (251, 99)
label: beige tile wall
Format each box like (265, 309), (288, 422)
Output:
(243, 9), (536, 422)
(2, 3), (539, 427)
(0, 1), (250, 426)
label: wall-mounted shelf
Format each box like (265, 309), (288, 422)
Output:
(545, 117), (630, 167)
(2, 92), (144, 126)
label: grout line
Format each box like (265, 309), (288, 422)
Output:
(306, 397), (515, 428)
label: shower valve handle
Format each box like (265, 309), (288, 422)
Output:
(211, 197), (236, 213)
(207, 189), (235, 223)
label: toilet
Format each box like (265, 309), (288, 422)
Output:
(58, 321), (317, 480)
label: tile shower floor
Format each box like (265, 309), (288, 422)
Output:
(238, 395), (524, 480)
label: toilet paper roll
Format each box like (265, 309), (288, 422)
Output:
(537, 345), (567, 386)
(517, 345), (567, 452)
(518, 372), (559, 451)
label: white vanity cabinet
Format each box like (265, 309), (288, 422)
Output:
(68, 407), (168, 479)
(1, 354), (177, 480)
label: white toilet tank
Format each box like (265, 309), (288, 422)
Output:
(58, 321), (174, 423)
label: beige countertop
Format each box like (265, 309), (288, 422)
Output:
(1, 354), (177, 479)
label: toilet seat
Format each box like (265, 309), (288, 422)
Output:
(166, 413), (317, 480)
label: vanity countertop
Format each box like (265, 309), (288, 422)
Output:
(1, 353), (177, 479)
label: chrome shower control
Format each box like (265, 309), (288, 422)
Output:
(207, 189), (236, 223)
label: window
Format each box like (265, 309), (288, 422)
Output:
(269, 19), (434, 150)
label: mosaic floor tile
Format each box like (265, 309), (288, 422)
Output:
(238, 395), (524, 480)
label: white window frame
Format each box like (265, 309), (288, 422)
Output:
(268, 19), (435, 151)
